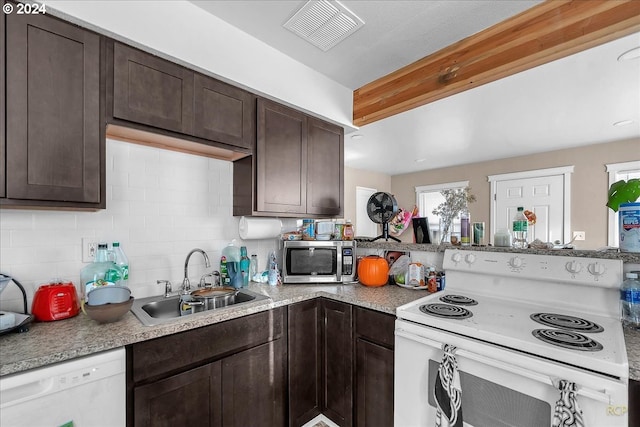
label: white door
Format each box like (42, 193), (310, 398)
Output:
(356, 186), (378, 237)
(494, 175), (565, 243)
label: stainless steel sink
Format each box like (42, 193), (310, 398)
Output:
(130, 289), (269, 326)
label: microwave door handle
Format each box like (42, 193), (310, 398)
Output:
(395, 329), (612, 404)
(336, 246), (342, 282)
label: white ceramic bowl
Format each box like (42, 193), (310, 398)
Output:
(315, 234), (332, 241)
(87, 286), (131, 306)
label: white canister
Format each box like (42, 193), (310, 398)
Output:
(619, 202), (640, 252)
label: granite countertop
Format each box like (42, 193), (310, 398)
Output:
(357, 241), (640, 263)
(2, 282), (639, 383)
(0, 282), (423, 376)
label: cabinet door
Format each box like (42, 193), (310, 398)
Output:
(355, 339), (394, 427)
(134, 362), (222, 427)
(630, 379), (639, 427)
(112, 42), (194, 135)
(321, 299), (353, 427)
(288, 300), (322, 427)
(5, 13), (102, 204)
(221, 339), (286, 427)
(0, 11), (5, 198)
(256, 99), (307, 214)
(307, 118), (344, 216)
(193, 74), (255, 150)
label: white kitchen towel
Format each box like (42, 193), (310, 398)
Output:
(434, 344), (463, 427)
(552, 379), (585, 427)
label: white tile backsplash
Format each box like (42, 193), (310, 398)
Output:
(0, 139), (280, 312)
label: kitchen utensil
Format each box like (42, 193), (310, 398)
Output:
(191, 286), (239, 309)
(87, 286), (131, 306)
(32, 282), (80, 321)
(83, 297), (134, 323)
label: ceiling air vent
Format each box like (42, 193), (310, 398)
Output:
(283, 0), (364, 52)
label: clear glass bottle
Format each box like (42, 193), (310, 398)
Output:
(80, 243), (121, 302)
(460, 211), (471, 246)
(512, 207), (528, 249)
(621, 272), (640, 329)
(268, 251), (279, 286)
(111, 242), (129, 287)
(239, 246), (250, 288)
(250, 254), (258, 281)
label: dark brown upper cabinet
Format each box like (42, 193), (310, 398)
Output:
(112, 42), (194, 135)
(307, 117), (344, 216)
(256, 99), (308, 215)
(3, 11), (104, 208)
(193, 74), (255, 150)
(108, 41), (254, 158)
(233, 98), (344, 218)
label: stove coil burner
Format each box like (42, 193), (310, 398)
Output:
(531, 329), (603, 352)
(530, 313), (603, 333)
(419, 303), (472, 319)
(439, 295), (478, 306)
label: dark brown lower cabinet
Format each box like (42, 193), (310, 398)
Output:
(221, 339), (286, 427)
(355, 339), (394, 427)
(321, 299), (354, 427)
(134, 362), (222, 427)
(630, 379), (639, 427)
(128, 307), (286, 427)
(354, 307), (395, 427)
(288, 299), (322, 427)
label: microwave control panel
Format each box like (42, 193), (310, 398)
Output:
(342, 247), (353, 275)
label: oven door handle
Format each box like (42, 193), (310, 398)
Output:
(395, 329), (612, 404)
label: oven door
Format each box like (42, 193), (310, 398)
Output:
(394, 320), (628, 427)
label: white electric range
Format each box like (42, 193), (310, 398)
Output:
(395, 249), (628, 427)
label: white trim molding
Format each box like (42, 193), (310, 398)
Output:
(605, 161), (640, 246)
(488, 166), (574, 244)
(415, 181), (470, 215)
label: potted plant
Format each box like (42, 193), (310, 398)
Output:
(607, 179), (640, 252)
(432, 187), (476, 244)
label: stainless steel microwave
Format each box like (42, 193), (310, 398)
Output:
(278, 240), (356, 284)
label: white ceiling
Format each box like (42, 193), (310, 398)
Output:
(189, 1), (640, 176)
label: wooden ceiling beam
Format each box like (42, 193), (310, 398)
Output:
(353, 0), (640, 127)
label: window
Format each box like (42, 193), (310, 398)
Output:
(606, 161), (640, 247)
(415, 180), (469, 243)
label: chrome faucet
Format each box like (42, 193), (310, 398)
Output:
(182, 249), (211, 293)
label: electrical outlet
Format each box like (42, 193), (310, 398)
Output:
(572, 231), (586, 241)
(82, 238), (98, 262)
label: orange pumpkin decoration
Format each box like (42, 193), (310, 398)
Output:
(358, 256), (389, 287)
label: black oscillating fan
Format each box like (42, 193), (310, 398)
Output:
(366, 192), (400, 242)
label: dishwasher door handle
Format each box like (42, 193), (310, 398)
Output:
(0, 378), (56, 407)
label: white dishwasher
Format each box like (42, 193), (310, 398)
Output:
(0, 347), (126, 427)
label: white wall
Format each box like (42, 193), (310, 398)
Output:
(45, 0), (355, 132)
(0, 140), (279, 312)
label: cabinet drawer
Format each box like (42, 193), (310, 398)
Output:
(354, 306), (395, 349)
(131, 307), (284, 383)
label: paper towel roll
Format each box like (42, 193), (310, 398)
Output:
(239, 217), (283, 240)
